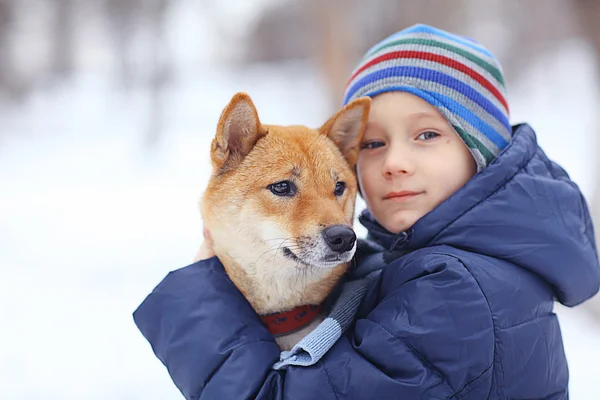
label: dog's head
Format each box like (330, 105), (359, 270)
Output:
(202, 92), (371, 273)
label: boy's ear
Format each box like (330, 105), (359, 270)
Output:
(211, 92), (267, 173)
(319, 97), (371, 166)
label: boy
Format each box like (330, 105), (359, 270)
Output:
(134, 24), (600, 399)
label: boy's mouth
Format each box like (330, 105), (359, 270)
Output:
(383, 190), (423, 201)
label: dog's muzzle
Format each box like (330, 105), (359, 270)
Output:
(322, 225), (356, 254)
(281, 225), (357, 268)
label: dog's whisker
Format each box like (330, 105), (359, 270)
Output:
(272, 238), (291, 271)
(253, 239), (296, 268)
(254, 242), (291, 265)
(263, 237), (302, 243)
(255, 251), (282, 266)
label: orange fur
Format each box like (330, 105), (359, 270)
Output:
(201, 92), (370, 349)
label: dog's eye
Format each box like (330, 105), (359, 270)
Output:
(334, 182), (346, 196)
(268, 181), (297, 197)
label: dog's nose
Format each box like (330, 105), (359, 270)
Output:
(322, 225), (356, 253)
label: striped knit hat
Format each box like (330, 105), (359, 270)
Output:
(343, 24), (512, 170)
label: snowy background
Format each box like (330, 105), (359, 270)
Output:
(1, 0), (600, 398)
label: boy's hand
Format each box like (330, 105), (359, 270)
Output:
(194, 228), (215, 261)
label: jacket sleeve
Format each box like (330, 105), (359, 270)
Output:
(133, 252), (495, 400)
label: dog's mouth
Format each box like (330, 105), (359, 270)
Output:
(282, 247), (353, 268)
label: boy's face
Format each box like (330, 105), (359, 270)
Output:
(357, 92), (476, 234)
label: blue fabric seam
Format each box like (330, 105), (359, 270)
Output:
(200, 354), (229, 396)
(199, 340), (279, 399)
(320, 359), (341, 400)
(449, 362), (493, 399)
(367, 319), (454, 396)
(432, 252), (500, 399)
(495, 313), (556, 331)
(375, 256), (422, 299)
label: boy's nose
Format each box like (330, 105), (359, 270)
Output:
(382, 149), (415, 177)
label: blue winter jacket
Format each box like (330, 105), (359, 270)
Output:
(134, 124), (600, 399)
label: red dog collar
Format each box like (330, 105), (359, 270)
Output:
(260, 304), (322, 337)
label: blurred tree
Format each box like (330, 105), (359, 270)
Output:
(310, 0), (354, 110)
(103, 0), (174, 144)
(243, 0), (314, 64)
(51, 0), (75, 79)
(572, 0), (600, 318)
(104, 0), (140, 88)
(572, 0), (600, 61)
(0, 0), (16, 98)
(145, 0), (173, 146)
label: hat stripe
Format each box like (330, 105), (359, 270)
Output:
(355, 38), (504, 96)
(452, 124), (496, 164)
(366, 38), (505, 87)
(345, 66), (511, 134)
(451, 111), (504, 154)
(401, 24), (495, 58)
(346, 51), (508, 112)
(431, 91), (509, 148)
(365, 29), (495, 62)
(351, 58), (508, 119)
(350, 47), (508, 114)
(363, 32), (502, 68)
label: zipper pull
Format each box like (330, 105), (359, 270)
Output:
(388, 229), (413, 251)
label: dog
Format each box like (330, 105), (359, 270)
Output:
(201, 92), (370, 350)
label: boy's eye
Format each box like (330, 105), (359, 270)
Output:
(360, 141), (385, 149)
(417, 131), (440, 141)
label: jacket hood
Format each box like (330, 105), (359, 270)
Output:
(359, 124), (600, 307)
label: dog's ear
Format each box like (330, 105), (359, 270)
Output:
(319, 97), (371, 166)
(212, 92), (266, 172)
